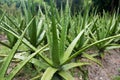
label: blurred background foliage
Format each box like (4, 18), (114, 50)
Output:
(0, 0), (120, 16)
(92, 0), (120, 13)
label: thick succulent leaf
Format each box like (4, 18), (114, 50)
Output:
(37, 17), (44, 38)
(106, 44), (120, 50)
(64, 33), (120, 64)
(50, 0), (60, 66)
(41, 67), (58, 80)
(37, 30), (46, 46)
(62, 62), (90, 71)
(38, 49), (53, 67)
(0, 11), (6, 22)
(59, 0), (70, 60)
(82, 53), (102, 66)
(0, 22), (37, 51)
(2, 21), (18, 47)
(59, 22), (68, 60)
(0, 18), (34, 78)
(6, 33), (17, 47)
(5, 15), (22, 33)
(0, 21), (52, 67)
(14, 53), (49, 69)
(0, 41), (11, 49)
(20, 0), (29, 22)
(6, 44), (48, 80)
(2, 20), (17, 34)
(30, 73), (43, 80)
(102, 39), (114, 49)
(61, 30), (84, 63)
(21, 0), (37, 47)
(58, 71), (74, 80)
(28, 17), (37, 47)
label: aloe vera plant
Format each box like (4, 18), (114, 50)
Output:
(0, 0), (46, 52)
(0, 15), (50, 80)
(0, 17), (34, 79)
(40, 1), (120, 79)
(20, 0), (47, 53)
(0, 0), (120, 80)
(89, 12), (120, 57)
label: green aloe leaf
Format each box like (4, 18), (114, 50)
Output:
(59, 0), (70, 60)
(14, 53), (49, 69)
(64, 33), (120, 64)
(62, 62), (90, 71)
(37, 30), (46, 46)
(49, 0), (60, 67)
(0, 11), (6, 22)
(2, 21), (18, 47)
(37, 17), (44, 38)
(5, 15), (22, 33)
(0, 20), (52, 66)
(21, 0), (37, 47)
(0, 24), (36, 51)
(82, 53), (102, 66)
(61, 30), (84, 64)
(6, 44), (48, 80)
(58, 71), (74, 80)
(106, 44), (120, 50)
(0, 41), (11, 49)
(0, 17), (34, 78)
(41, 67), (58, 80)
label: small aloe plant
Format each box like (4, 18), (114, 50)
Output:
(89, 12), (120, 58)
(0, 17), (35, 79)
(0, 0), (46, 52)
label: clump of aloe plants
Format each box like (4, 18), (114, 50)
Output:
(0, 0), (120, 80)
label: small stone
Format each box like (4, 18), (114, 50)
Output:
(99, 77), (103, 80)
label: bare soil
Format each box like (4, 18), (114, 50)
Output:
(0, 34), (6, 41)
(87, 49), (120, 80)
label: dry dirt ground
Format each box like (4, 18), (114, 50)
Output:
(87, 49), (120, 80)
(0, 34), (6, 41)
